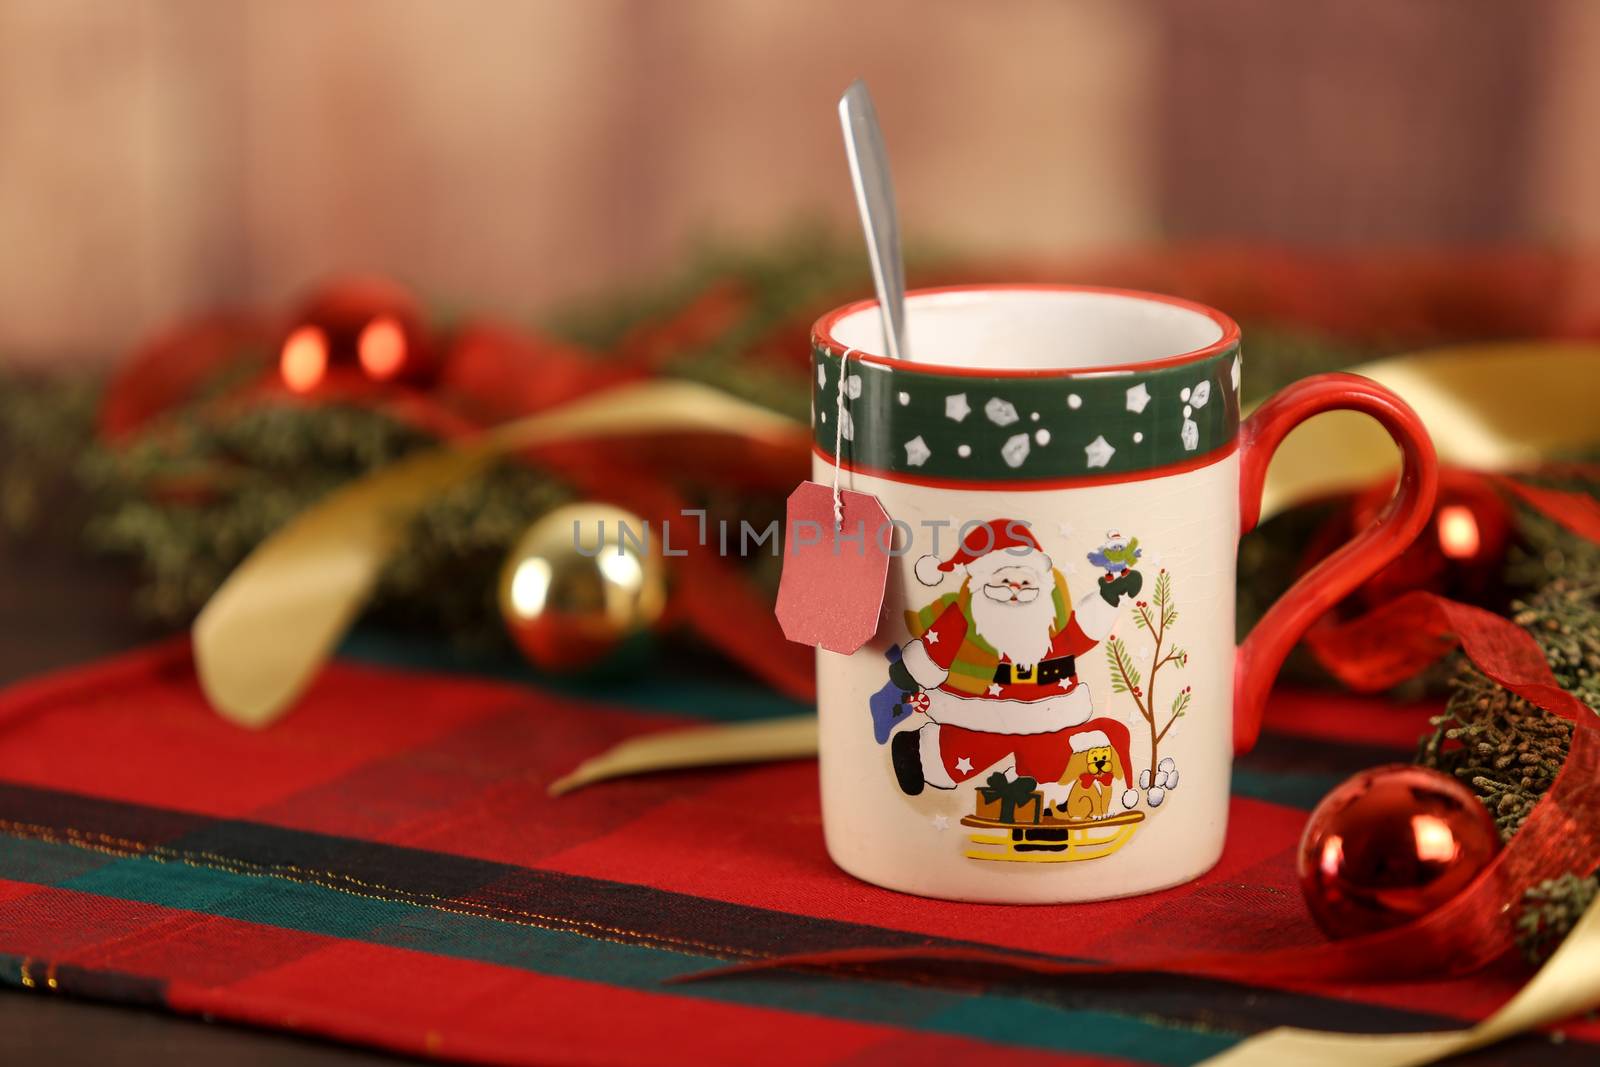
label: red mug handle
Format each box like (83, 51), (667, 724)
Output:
(1233, 372), (1438, 754)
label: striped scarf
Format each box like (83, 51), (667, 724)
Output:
(902, 570), (1073, 696)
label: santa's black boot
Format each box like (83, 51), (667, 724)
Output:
(891, 730), (925, 795)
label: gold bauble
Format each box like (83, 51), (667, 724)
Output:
(497, 503), (667, 671)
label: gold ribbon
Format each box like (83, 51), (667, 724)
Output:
(547, 715), (818, 795)
(1258, 341), (1600, 521)
(193, 380), (802, 727)
(1195, 893), (1600, 1066)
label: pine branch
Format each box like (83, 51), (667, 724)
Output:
(1106, 636), (1149, 721)
(1135, 603), (1160, 642)
(1156, 686), (1191, 743)
(1518, 873), (1600, 964)
(1152, 569), (1171, 611)
(1128, 569), (1185, 766)
(1410, 491), (1600, 963)
(1151, 570), (1175, 627)
(1418, 570), (1596, 841)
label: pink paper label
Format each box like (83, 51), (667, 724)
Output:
(774, 481), (890, 655)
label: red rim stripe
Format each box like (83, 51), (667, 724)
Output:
(811, 283), (1242, 379)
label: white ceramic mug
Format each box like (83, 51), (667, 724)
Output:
(809, 284), (1437, 903)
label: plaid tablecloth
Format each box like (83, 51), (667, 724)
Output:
(0, 638), (1591, 1066)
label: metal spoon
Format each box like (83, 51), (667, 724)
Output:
(838, 79), (907, 361)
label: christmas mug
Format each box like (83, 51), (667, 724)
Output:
(809, 284), (1437, 903)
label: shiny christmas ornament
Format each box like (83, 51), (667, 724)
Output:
(278, 276), (432, 391)
(498, 503), (667, 672)
(1298, 763), (1501, 939)
(1340, 469), (1512, 607)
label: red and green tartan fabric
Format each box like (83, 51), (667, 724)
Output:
(0, 639), (1592, 1066)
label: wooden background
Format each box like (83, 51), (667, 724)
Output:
(2, 0), (1597, 365)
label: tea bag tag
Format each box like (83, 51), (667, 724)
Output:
(775, 481), (890, 655)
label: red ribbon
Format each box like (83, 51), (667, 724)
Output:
(1491, 473), (1600, 544)
(1078, 771), (1114, 788)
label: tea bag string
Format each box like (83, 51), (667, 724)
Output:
(831, 347), (857, 529)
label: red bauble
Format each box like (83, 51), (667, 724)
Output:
(278, 276), (432, 392)
(1297, 764), (1501, 939)
(1349, 470), (1513, 605)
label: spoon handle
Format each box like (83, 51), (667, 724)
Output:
(838, 80), (907, 361)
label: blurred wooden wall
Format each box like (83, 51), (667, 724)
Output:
(1162, 0), (1539, 242)
(0, 0), (1153, 364)
(1, 0), (1596, 366)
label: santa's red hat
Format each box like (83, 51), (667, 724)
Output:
(1066, 718), (1134, 786)
(914, 518), (1046, 586)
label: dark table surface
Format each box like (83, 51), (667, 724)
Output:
(0, 499), (419, 1064)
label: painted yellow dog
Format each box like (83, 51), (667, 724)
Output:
(1057, 730), (1126, 821)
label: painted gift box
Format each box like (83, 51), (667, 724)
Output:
(975, 773), (1043, 824)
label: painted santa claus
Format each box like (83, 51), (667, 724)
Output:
(887, 518), (1141, 809)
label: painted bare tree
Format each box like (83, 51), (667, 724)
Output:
(1105, 569), (1192, 775)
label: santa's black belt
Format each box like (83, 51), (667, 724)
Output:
(993, 656), (1076, 686)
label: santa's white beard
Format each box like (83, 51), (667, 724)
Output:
(971, 586), (1056, 668)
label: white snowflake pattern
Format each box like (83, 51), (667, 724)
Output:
(1125, 383), (1151, 413)
(1001, 433), (1031, 468)
(1132, 431), (1144, 444)
(840, 408), (855, 441)
(957, 444), (971, 458)
(1085, 434), (1116, 467)
(985, 397), (1019, 426)
(844, 375), (862, 400)
(903, 435), (931, 466)
(897, 391), (910, 406)
(1034, 428), (1051, 446)
(1056, 521), (1075, 538)
(931, 814), (950, 831)
(1180, 387), (1191, 402)
(1067, 393), (1083, 410)
(1180, 418), (1199, 451)
(817, 364), (826, 388)
(945, 393), (971, 422)
(1191, 380), (1211, 408)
